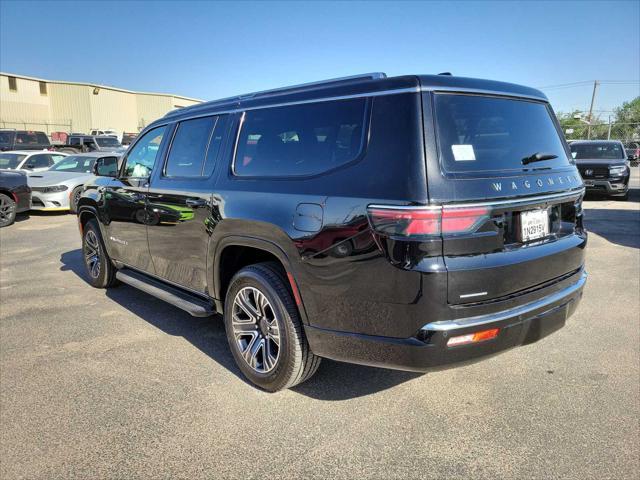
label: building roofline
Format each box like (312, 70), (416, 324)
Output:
(0, 71), (203, 103)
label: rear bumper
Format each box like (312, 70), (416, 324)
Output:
(305, 270), (586, 372)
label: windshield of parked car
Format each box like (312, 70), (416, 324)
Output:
(0, 131), (16, 145)
(95, 137), (121, 147)
(570, 142), (625, 160)
(48, 155), (95, 173)
(0, 153), (27, 169)
(434, 94), (571, 173)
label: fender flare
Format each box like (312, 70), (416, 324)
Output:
(211, 235), (308, 323)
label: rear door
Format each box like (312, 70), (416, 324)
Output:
(146, 114), (231, 294)
(424, 91), (586, 305)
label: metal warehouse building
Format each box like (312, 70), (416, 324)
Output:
(0, 72), (202, 135)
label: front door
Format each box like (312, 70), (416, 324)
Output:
(103, 125), (168, 274)
(146, 115), (231, 294)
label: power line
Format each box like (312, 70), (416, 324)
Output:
(538, 80), (640, 90)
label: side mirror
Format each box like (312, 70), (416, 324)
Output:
(93, 157), (119, 177)
(24, 164), (35, 170)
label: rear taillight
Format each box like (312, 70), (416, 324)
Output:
(367, 205), (491, 237)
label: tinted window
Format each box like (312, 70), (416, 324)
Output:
(36, 133), (49, 144)
(49, 156), (95, 173)
(0, 132), (15, 145)
(234, 99), (367, 177)
(203, 116), (229, 176)
(435, 94), (570, 173)
(165, 116), (216, 177)
(70, 137), (81, 146)
(123, 126), (166, 177)
(28, 154), (52, 169)
(15, 133), (39, 145)
(0, 153), (26, 168)
(95, 137), (121, 147)
(570, 142), (625, 160)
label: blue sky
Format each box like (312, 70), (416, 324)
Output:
(1, 0), (638, 116)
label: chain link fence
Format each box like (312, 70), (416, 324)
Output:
(563, 122), (640, 143)
(0, 119), (73, 135)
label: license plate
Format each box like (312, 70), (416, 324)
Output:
(520, 208), (549, 242)
(583, 180), (594, 187)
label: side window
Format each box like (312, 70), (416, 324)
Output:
(234, 98), (367, 177)
(70, 137), (81, 146)
(123, 126), (166, 178)
(29, 154), (51, 169)
(203, 115), (230, 176)
(164, 116), (216, 177)
(36, 133), (49, 144)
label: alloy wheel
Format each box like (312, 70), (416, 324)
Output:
(84, 230), (101, 278)
(0, 195), (16, 224)
(231, 286), (281, 373)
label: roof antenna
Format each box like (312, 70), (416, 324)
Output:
(438, 72), (452, 76)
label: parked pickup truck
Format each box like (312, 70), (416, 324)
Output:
(53, 135), (126, 154)
(0, 130), (51, 151)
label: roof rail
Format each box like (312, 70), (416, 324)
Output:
(163, 72), (387, 118)
(240, 72), (387, 100)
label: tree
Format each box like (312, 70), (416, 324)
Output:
(612, 97), (640, 141)
(556, 110), (601, 140)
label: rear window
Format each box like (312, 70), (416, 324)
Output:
(15, 132), (41, 146)
(434, 94), (570, 173)
(570, 142), (625, 160)
(234, 98), (367, 177)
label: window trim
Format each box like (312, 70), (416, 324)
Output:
(230, 98), (372, 180)
(161, 115), (220, 179)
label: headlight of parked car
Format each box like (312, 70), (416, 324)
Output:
(37, 185), (69, 193)
(609, 166), (627, 176)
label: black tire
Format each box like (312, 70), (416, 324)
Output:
(223, 262), (320, 391)
(69, 186), (83, 214)
(0, 193), (17, 227)
(82, 219), (117, 288)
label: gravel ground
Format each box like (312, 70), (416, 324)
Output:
(1, 170), (638, 479)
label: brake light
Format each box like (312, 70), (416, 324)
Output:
(367, 205), (490, 237)
(447, 328), (500, 347)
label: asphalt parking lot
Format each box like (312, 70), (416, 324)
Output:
(1, 171), (639, 479)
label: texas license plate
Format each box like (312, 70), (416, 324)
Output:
(520, 208), (549, 242)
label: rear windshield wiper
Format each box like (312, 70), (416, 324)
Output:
(522, 152), (558, 165)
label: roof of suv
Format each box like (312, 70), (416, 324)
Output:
(159, 73), (548, 126)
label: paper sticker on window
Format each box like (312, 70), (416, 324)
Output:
(451, 144), (476, 161)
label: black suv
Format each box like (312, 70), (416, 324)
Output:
(77, 73), (587, 391)
(571, 140), (630, 199)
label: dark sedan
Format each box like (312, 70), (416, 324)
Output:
(0, 169), (31, 227)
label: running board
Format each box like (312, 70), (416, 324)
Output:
(115, 269), (215, 317)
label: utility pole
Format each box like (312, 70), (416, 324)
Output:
(607, 115), (612, 140)
(587, 80), (599, 139)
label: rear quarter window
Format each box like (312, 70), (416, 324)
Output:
(234, 98), (368, 177)
(434, 94), (571, 174)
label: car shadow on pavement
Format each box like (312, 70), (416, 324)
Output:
(584, 187), (640, 249)
(60, 249), (422, 400)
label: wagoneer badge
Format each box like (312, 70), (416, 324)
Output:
(491, 175), (579, 192)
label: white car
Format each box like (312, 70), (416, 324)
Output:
(0, 150), (67, 172)
(90, 129), (121, 142)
